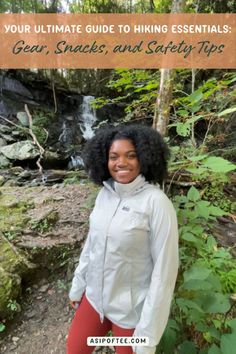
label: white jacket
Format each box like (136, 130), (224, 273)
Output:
(69, 175), (179, 354)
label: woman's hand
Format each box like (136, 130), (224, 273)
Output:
(69, 300), (80, 309)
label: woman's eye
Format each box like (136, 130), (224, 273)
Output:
(127, 154), (137, 159)
(109, 155), (117, 161)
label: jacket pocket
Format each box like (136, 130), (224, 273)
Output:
(129, 210), (149, 231)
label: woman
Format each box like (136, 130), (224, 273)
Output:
(67, 124), (179, 354)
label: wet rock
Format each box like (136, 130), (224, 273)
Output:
(16, 112), (29, 127)
(0, 137), (7, 147)
(0, 153), (10, 168)
(0, 124), (12, 134)
(0, 140), (39, 161)
(0, 133), (15, 142)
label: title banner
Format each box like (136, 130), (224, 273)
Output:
(0, 13), (235, 68)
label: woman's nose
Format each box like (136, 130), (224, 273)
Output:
(117, 156), (128, 166)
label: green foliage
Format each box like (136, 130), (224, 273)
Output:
(0, 0), (67, 13)
(7, 299), (20, 313)
(93, 69), (159, 123)
(0, 322), (6, 332)
(57, 279), (69, 290)
(57, 246), (71, 267)
(2, 230), (18, 241)
(203, 186), (235, 213)
(30, 218), (51, 233)
(170, 73), (236, 142)
(157, 187), (236, 353)
(170, 145), (236, 191)
(29, 211), (59, 233)
(30, 110), (56, 146)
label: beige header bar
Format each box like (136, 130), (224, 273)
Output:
(0, 14), (235, 68)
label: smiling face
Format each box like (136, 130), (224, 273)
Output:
(108, 139), (141, 184)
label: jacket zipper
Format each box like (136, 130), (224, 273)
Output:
(100, 197), (122, 323)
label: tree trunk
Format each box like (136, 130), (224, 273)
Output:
(153, 0), (186, 136)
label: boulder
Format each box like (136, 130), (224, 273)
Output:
(0, 140), (39, 161)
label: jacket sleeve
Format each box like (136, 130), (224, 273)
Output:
(69, 231), (91, 302)
(132, 193), (179, 354)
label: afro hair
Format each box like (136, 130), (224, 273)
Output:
(82, 124), (169, 185)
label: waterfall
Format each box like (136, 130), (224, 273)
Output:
(79, 96), (97, 140)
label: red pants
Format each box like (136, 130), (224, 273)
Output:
(67, 295), (134, 354)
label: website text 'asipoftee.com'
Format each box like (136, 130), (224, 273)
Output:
(87, 336), (149, 346)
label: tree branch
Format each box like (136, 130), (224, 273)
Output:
(24, 104), (45, 176)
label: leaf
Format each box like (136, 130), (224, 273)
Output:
(206, 235), (218, 250)
(178, 109), (189, 117)
(187, 186), (200, 202)
(184, 265), (212, 282)
(181, 232), (199, 244)
(179, 340), (197, 354)
(228, 318), (236, 333)
(208, 344), (222, 354)
(159, 322), (177, 354)
(183, 279), (213, 291)
(218, 107), (236, 117)
(220, 333), (236, 354)
(195, 201), (211, 219)
(202, 157), (236, 173)
(197, 293), (230, 314)
(189, 154), (209, 161)
(0, 323), (6, 332)
(207, 274), (222, 292)
(176, 122), (191, 137)
(192, 225), (204, 236)
(188, 90), (203, 104)
(176, 298), (204, 314)
(207, 327), (221, 340)
(208, 205), (227, 216)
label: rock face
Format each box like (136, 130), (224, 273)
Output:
(0, 140), (39, 161)
(0, 233), (35, 317)
(0, 71), (125, 171)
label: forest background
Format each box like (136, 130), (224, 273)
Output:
(0, 1), (236, 354)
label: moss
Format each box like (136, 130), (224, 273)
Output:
(0, 234), (33, 275)
(0, 191), (31, 232)
(0, 233), (35, 317)
(31, 126), (48, 146)
(0, 266), (21, 317)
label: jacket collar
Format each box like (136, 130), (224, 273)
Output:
(103, 174), (148, 197)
